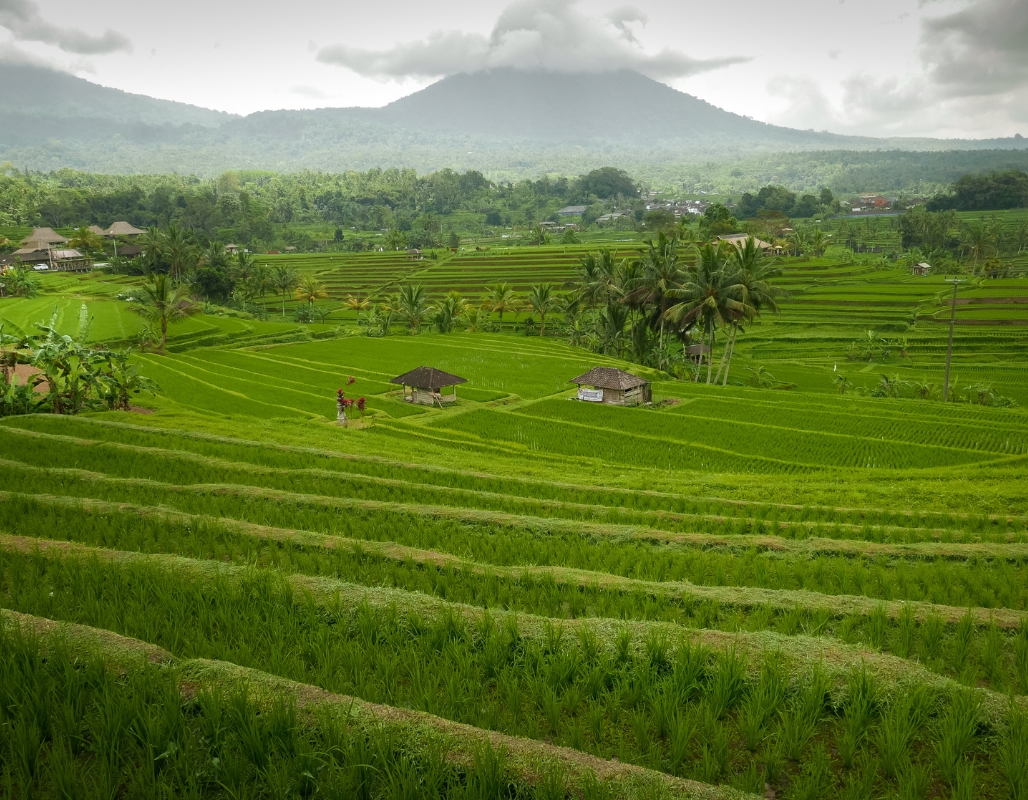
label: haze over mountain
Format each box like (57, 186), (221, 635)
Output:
(2, 62), (1027, 180)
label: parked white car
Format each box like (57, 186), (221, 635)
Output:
(33, 264), (49, 271)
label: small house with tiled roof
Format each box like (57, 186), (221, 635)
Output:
(571, 367), (651, 406)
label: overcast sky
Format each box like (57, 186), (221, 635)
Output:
(2, 0), (1026, 139)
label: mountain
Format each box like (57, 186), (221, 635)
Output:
(1, 62), (1027, 179)
(377, 69), (847, 147)
(0, 62), (233, 128)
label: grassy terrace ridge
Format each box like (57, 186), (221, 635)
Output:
(3, 237), (1028, 799)
(1, 612), (743, 800)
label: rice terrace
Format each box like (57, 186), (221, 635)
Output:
(3, 0), (1028, 789)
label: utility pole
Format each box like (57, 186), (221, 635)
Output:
(942, 278), (965, 402)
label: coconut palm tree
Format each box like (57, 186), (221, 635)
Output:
(68, 226), (105, 254)
(129, 273), (197, 351)
(201, 242), (230, 271)
(161, 225), (195, 281)
(808, 228), (830, 257)
(484, 282), (519, 329)
(958, 221), (995, 274)
(664, 243), (741, 384)
(139, 227), (163, 273)
(396, 284), (429, 334)
(230, 250), (256, 283)
(526, 283), (559, 337)
(718, 237), (785, 385)
(295, 275), (328, 307)
(632, 232), (686, 359)
(248, 264), (274, 299)
(272, 266), (299, 318)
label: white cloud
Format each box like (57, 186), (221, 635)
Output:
(0, 0), (131, 54)
(317, 0), (747, 81)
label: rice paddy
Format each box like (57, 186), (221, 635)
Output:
(1, 240), (1027, 799)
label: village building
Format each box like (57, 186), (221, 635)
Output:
(21, 228), (68, 247)
(557, 205), (587, 216)
(105, 221), (146, 237)
(685, 343), (711, 365)
(571, 367), (651, 406)
(390, 366), (467, 406)
(716, 234), (783, 255)
(911, 262), (932, 277)
(13, 239), (92, 271)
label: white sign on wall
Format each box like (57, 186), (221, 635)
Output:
(578, 388), (603, 402)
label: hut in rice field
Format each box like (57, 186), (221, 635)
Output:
(571, 367), (651, 406)
(391, 366), (467, 406)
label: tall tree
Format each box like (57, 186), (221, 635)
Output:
(129, 274), (198, 351)
(526, 283), (559, 337)
(272, 266), (299, 318)
(665, 243), (741, 384)
(484, 282), (519, 329)
(295, 276), (329, 306)
(161, 225), (195, 281)
(396, 284), (429, 334)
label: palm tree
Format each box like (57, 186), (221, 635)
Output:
(834, 373), (853, 394)
(231, 250), (255, 282)
(386, 229), (407, 251)
(129, 274), (197, 351)
(665, 243), (741, 384)
(248, 264), (274, 299)
(139, 227), (163, 273)
(202, 242), (229, 271)
(161, 225), (195, 281)
(1014, 219), (1028, 254)
(68, 226), (105, 254)
(272, 266), (299, 318)
(808, 229), (830, 257)
(295, 275), (328, 307)
(631, 232), (684, 362)
(484, 282), (519, 329)
(958, 221), (995, 274)
(718, 237), (784, 385)
(433, 291), (470, 333)
(526, 283), (559, 336)
(396, 284), (429, 334)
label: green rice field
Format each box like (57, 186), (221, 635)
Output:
(1, 241), (1028, 799)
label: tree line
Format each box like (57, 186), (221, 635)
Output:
(360, 234), (783, 385)
(0, 165), (642, 253)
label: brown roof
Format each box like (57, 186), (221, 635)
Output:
(685, 344), (711, 355)
(13, 245), (49, 256)
(21, 228), (67, 245)
(717, 234), (775, 250)
(571, 367), (649, 390)
(106, 221), (146, 236)
(88, 225), (107, 235)
(390, 366), (467, 390)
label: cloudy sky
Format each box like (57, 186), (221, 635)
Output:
(1, 0), (1026, 139)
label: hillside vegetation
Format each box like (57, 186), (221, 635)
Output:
(1, 217), (1027, 798)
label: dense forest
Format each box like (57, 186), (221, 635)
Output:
(0, 165), (643, 251)
(926, 170), (1028, 211)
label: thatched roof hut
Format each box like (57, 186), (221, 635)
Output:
(21, 228), (67, 245)
(571, 367), (651, 406)
(105, 221), (146, 236)
(390, 367), (467, 406)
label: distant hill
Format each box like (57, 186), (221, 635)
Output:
(0, 62), (233, 128)
(1, 62), (1027, 178)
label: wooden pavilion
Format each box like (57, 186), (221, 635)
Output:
(390, 366), (467, 406)
(571, 367), (651, 406)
